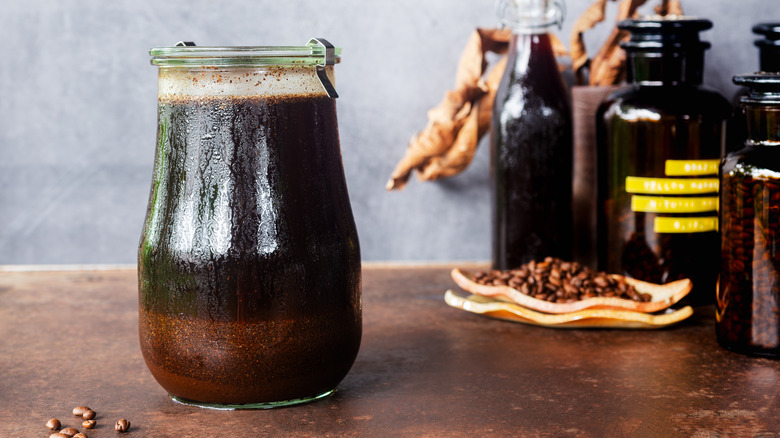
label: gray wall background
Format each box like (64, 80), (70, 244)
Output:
(0, 0), (775, 265)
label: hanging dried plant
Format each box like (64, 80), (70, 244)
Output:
(386, 0), (683, 190)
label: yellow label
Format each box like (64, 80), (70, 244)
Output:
(631, 196), (718, 213)
(625, 177), (719, 194)
(664, 159), (720, 176)
(653, 216), (718, 233)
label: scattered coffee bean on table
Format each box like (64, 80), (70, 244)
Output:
(72, 407), (90, 417)
(81, 409), (96, 421)
(82, 419), (96, 429)
(58, 427), (79, 437)
(473, 257), (652, 304)
(115, 418), (131, 433)
(73, 434), (88, 438)
(46, 418), (61, 430)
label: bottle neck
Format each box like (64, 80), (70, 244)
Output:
(626, 50), (704, 86)
(745, 105), (780, 145)
(508, 32), (556, 73)
(758, 45), (780, 73)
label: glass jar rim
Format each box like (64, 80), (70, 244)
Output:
(150, 45), (342, 67)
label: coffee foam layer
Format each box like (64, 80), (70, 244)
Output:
(157, 65), (333, 101)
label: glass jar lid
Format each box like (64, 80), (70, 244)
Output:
(734, 73), (780, 104)
(753, 23), (780, 41)
(150, 44), (342, 67)
(619, 17), (712, 52)
(151, 40), (341, 98)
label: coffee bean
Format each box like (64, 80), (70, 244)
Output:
(474, 257), (644, 303)
(73, 434), (88, 438)
(82, 410), (96, 420)
(82, 420), (96, 429)
(72, 407), (90, 417)
(59, 428), (79, 437)
(49, 434), (69, 438)
(46, 418), (61, 430)
(115, 419), (131, 433)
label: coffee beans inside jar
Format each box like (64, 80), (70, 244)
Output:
(718, 172), (780, 355)
(472, 257), (651, 303)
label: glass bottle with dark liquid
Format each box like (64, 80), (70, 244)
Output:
(491, 0), (572, 270)
(596, 18), (732, 306)
(718, 73), (780, 357)
(139, 43), (361, 409)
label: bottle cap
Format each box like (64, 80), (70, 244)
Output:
(619, 17), (712, 52)
(753, 23), (780, 72)
(734, 73), (780, 104)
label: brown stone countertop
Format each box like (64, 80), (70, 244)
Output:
(2, 264), (779, 437)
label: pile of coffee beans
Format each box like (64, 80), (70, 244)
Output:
(473, 257), (651, 304)
(45, 406), (131, 437)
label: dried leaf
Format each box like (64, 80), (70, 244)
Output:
(655, 0), (670, 15)
(654, 0), (683, 15)
(417, 56), (508, 181)
(589, 0), (647, 85)
(550, 34), (569, 58)
(666, 0), (684, 15)
(570, 0), (612, 78)
(386, 28), (511, 191)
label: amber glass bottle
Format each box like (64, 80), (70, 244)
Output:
(491, 0), (572, 270)
(596, 18), (731, 306)
(718, 73), (780, 358)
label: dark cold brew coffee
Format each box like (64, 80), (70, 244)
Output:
(139, 64), (361, 407)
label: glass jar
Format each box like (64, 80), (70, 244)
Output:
(138, 41), (362, 409)
(596, 18), (732, 306)
(491, 0), (572, 270)
(717, 73), (780, 357)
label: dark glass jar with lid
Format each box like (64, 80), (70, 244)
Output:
(491, 0), (572, 270)
(596, 18), (732, 305)
(717, 73), (780, 358)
